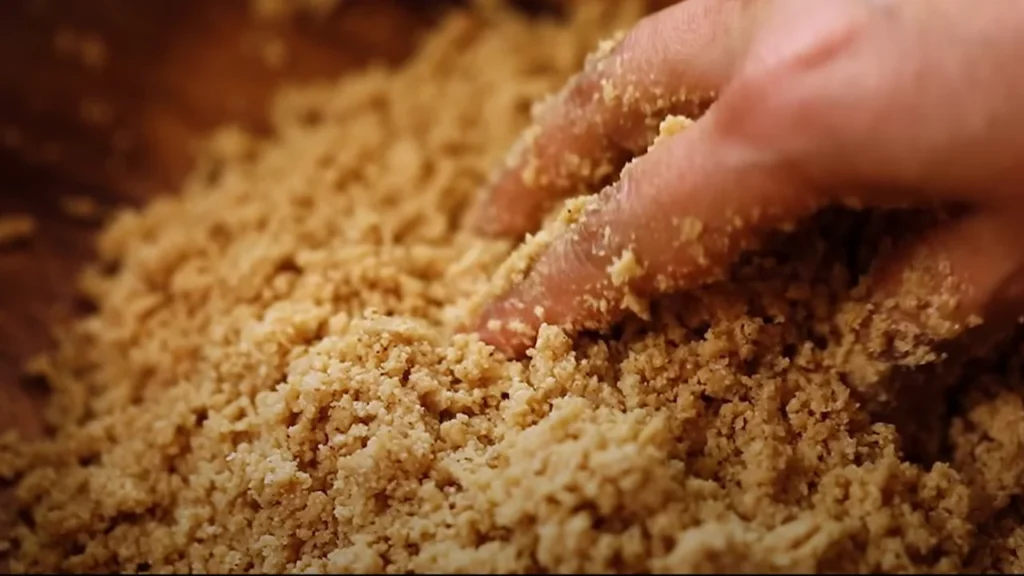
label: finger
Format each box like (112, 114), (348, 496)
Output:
(862, 210), (1024, 342)
(471, 0), (751, 238)
(474, 110), (823, 357)
(832, 210), (1024, 409)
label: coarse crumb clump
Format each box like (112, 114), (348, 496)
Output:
(0, 214), (36, 248)
(608, 248), (642, 287)
(2, 2), (1024, 574)
(649, 113), (694, 150)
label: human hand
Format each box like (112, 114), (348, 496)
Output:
(470, 0), (1024, 357)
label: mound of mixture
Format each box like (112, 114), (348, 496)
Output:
(2, 2), (1024, 573)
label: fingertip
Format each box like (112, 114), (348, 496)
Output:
(472, 302), (541, 359)
(863, 212), (1023, 340)
(469, 173), (543, 238)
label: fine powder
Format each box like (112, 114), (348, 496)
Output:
(3, 2), (1024, 573)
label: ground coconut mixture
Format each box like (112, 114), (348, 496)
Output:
(2, 1), (1024, 573)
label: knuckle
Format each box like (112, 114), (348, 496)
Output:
(718, 0), (874, 137)
(746, 0), (871, 76)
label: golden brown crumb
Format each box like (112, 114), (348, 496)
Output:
(590, 30), (626, 63)
(0, 214), (36, 247)
(648, 114), (694, 150)
(608, 247), (642, 287)
(2, 3), (1023, 574)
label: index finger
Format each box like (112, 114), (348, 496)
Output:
(470, 0), (751, 238)
(473, 109), (823, 357)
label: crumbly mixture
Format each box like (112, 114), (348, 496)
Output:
(3, 2), (1024, 574)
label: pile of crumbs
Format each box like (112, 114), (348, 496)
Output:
(2, 2), (1024, 573)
